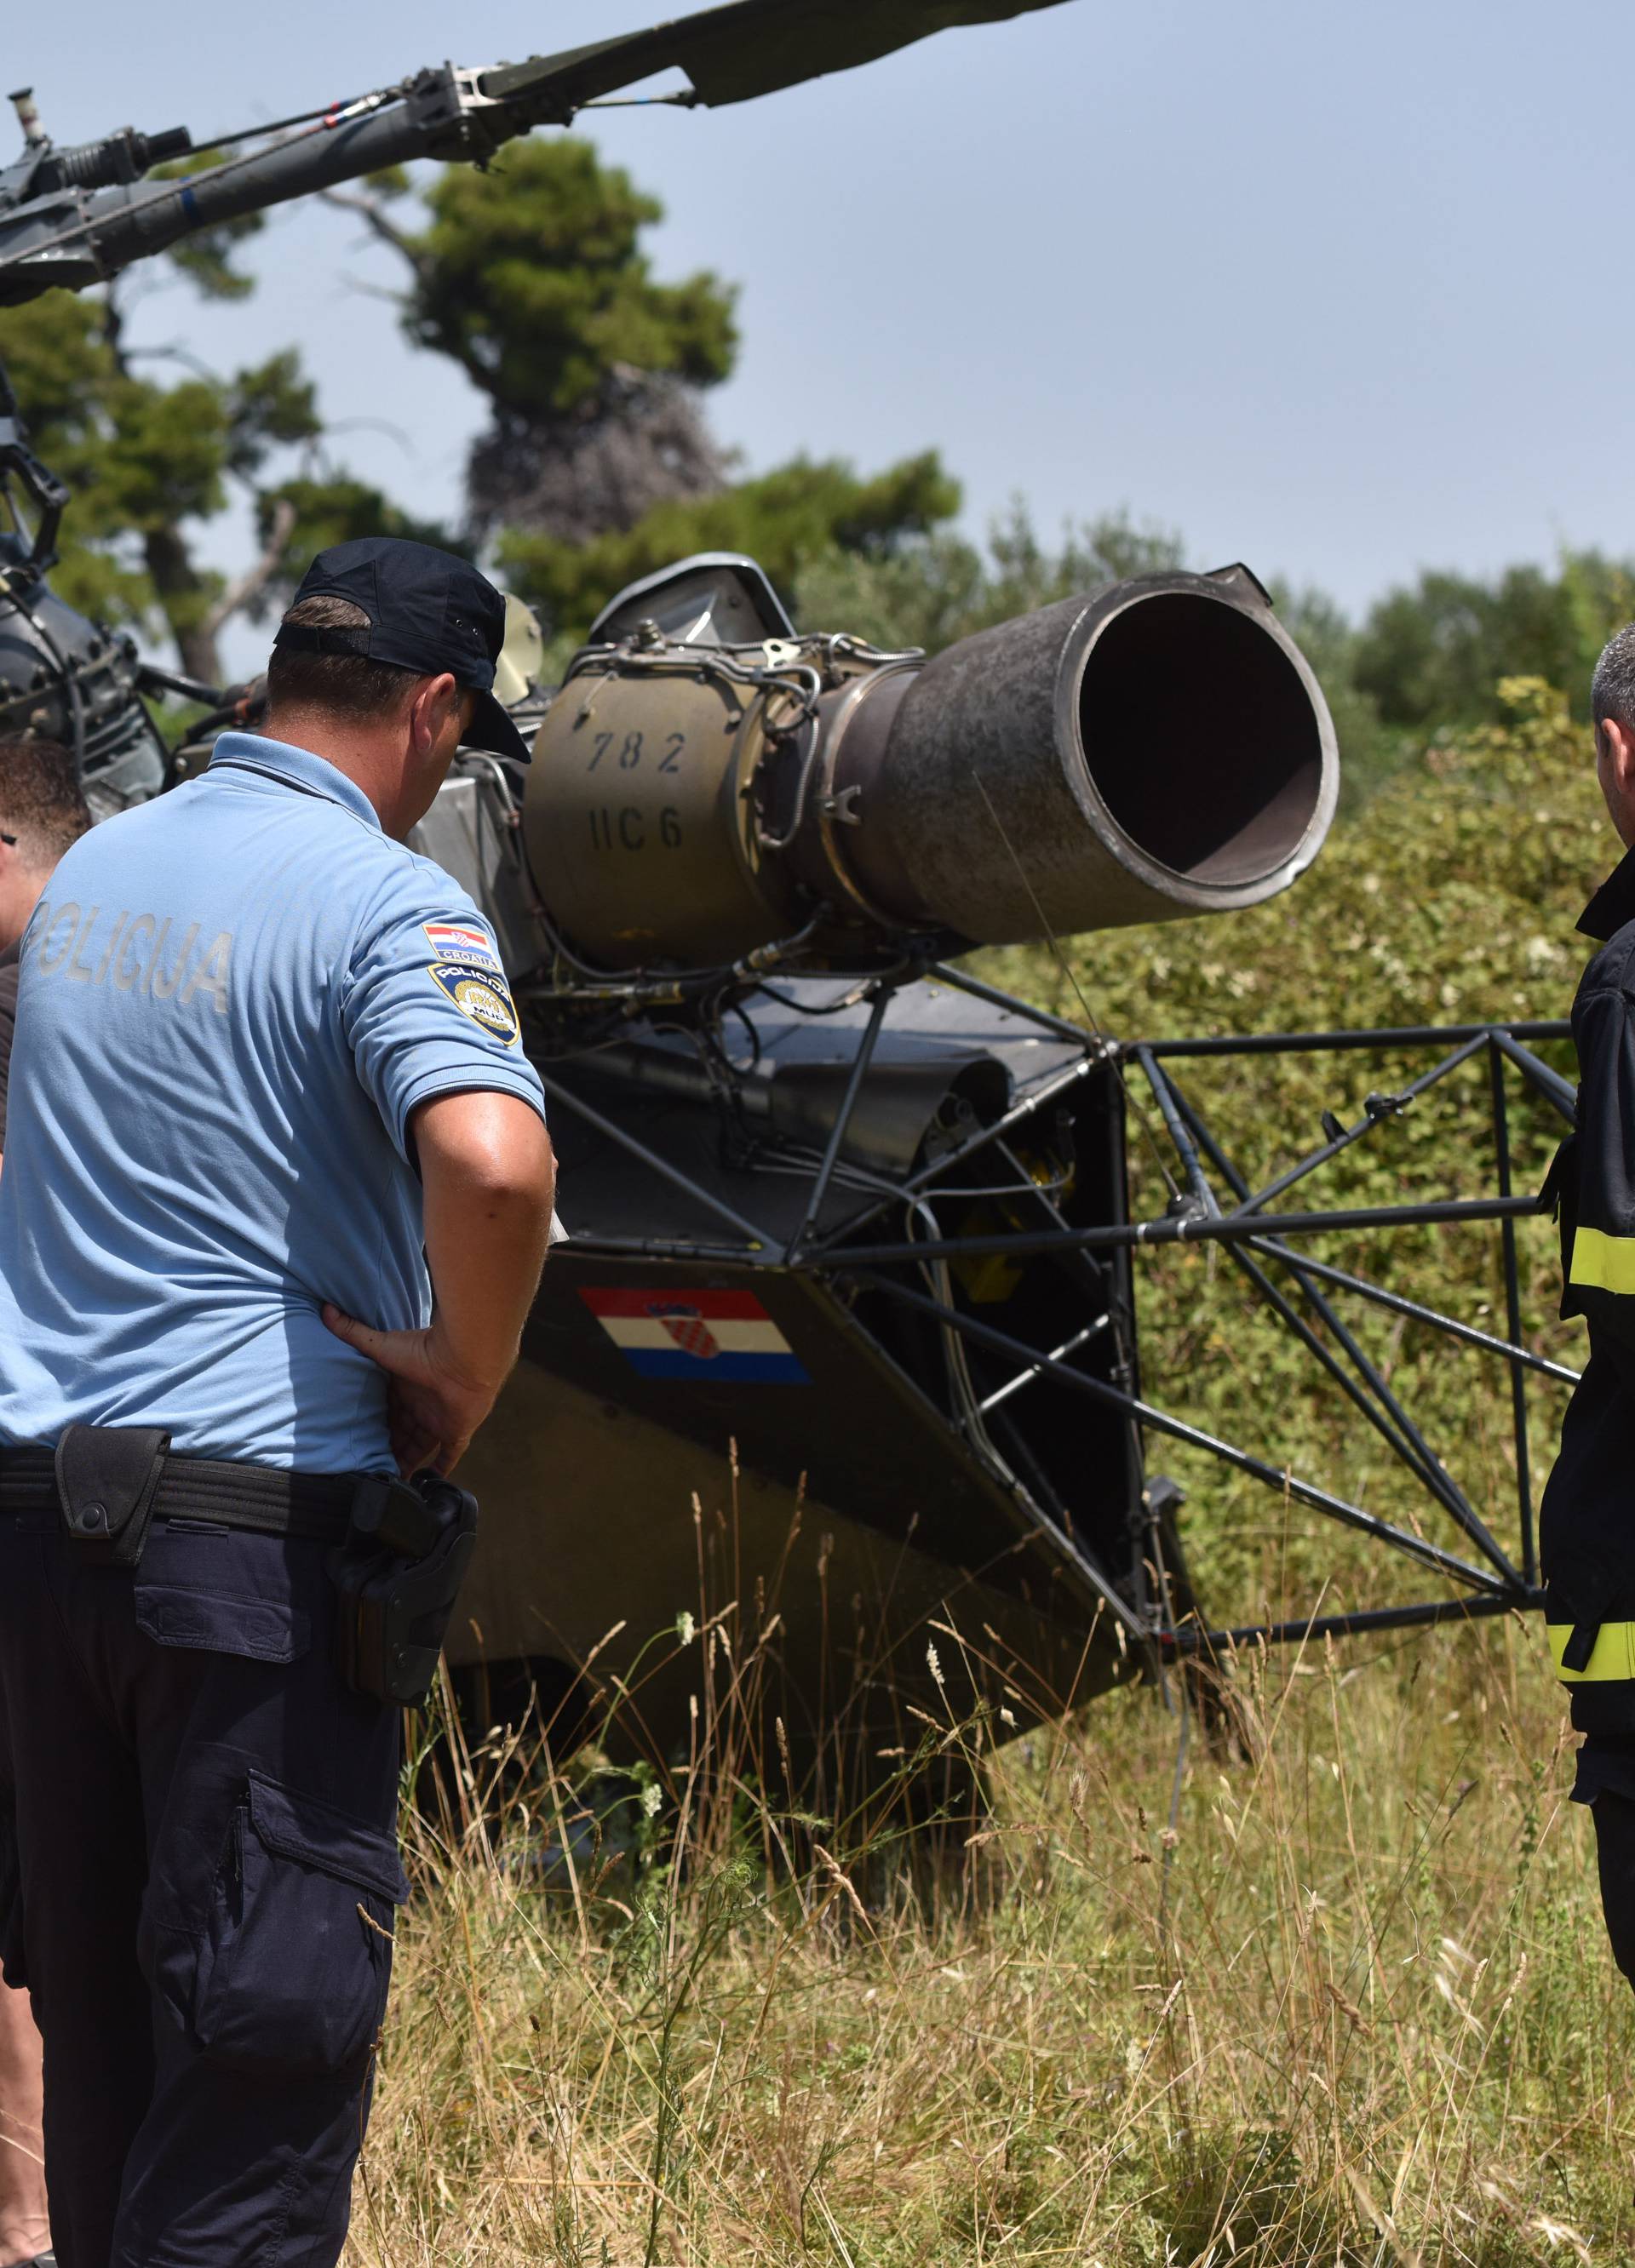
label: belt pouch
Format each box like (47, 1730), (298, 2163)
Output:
(330, 1475), (479, 1707)
(1563, 1621), (1603, 1673)
(54, 1423), (171, 1567)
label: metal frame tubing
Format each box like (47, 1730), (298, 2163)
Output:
(825, 1195), (1540, 1269)
(536, 1073), (774, 1252)
(1238, 1240), (1580, 1384)
(926, 959), (1114, 1049)
(846, 1268), (1510, 1596)
(548, 1004), (1569, 1651)
(1490, 1030), (1577, 1122)
(1136, 1020), (1571, 1058)
(1135, 1048), (1488, 1544)
(1224, 1034), (1490, 1220)
(1215, 1238), (1516, 1579)
(1158, 1589), (1533, 1655)
(1489, 1038), (1538, 1585)
(975, 1315), (1111, 1417)
(1141, 1054), (1519, 1584)
(894, 1019), (1562, 1641)
(787, 978), (895, 1256)
(546, 1234), (783, 1268)
(1133, 1044), (1213, 1209)
(806, 1057), (1097, 1257)
(1112, 1023), (1565, 1639)
(1154, 1065), (1578, 1384)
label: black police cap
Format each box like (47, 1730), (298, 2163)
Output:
(272, 536), (531, 765)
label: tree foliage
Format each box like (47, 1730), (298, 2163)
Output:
(0, 170), (427, 680)
(1354, 552), (1635, 732)
(499, 450), (963, 655)
(327, 141), (959, 599)
(345, 143), (739, 544)
(0, 134), (967, 677)
(398, 143), (738, 425)
(794, 503), (1185, 649)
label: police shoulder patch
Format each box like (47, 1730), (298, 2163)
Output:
(423, 919), (502, 971)
(427, 960), (520, 1047)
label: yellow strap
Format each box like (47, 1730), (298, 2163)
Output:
(1549, 1620), (1635, 1682)
(1570, 1225), (1635, 1295)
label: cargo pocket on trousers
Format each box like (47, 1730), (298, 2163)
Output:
(0, 1788), (24, 1989)
(191, 1767), (409, 2075)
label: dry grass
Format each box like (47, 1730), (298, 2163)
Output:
(344, 1591), (1632, 2268)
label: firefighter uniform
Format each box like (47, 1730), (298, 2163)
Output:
(0, 545), (546, 2266)
(1541, 845), (1635, 1974)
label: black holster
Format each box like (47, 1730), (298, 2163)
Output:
(329, 1472), (478, 1707)
(55, 1423), (171, 1567)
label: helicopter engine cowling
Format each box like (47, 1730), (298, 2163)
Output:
(522, 557), (1338, 976)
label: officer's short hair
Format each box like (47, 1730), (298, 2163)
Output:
(1593, 627), (1635, 736)
(265, 595), (423, 724)
(0, 737), (90, 869)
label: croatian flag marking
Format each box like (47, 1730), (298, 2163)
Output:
(422, 920), (499, 966)
(579, 1287), (810, 1382)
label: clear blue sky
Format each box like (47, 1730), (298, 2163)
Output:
(9, 0), (1628, 656)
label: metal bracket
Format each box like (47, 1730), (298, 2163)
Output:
(0, 410), (67, 575)
(816, 784), (863, 827)
(1162, 1190), (1209, 1226)
(405, 64), (525, 163)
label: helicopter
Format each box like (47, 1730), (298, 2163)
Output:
(0, 0), (1563, 1785)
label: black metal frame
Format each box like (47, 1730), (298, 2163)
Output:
(548, 967), (1575, 1659)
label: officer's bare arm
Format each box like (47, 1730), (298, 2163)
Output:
(323, 1090), (556, 1477)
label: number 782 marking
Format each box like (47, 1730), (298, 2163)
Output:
(586, 730), (686, 773)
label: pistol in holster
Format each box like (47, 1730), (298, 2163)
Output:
(330, 1472), (479, 1707)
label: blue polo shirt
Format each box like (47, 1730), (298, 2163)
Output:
(0, 732), (547, 1474)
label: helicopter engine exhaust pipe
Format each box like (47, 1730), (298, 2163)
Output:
(525, 561), (1338, 975)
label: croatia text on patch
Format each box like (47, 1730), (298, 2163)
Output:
(422, 919), (501, 968)
(427, 961), (520, 1047)
(578, 1287), (810, 1382)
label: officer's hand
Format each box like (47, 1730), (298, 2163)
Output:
(320, 1306), (498, 1477)
(324, 1094), (554, 1474)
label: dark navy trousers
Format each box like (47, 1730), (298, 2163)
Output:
(0, 1509), (404, 2268)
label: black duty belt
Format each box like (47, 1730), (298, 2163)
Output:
(0, 1442), (356, 1544)
(0, 1429), (479, 1706)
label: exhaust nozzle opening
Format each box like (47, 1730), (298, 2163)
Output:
(1077, 592), (1329, 893)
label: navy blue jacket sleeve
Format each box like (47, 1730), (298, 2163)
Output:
(1563, 982), (1635, 1383)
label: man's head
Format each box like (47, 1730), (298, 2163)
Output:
(1593, 627), (1635, 850)
(0, 738), (90, 952)
(263, 538), (529, 840)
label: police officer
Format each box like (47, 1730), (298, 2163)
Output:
(1540, 622), (1635, 1987)
(0, 737), (85, 2268)
(0, 540), (557, 2266)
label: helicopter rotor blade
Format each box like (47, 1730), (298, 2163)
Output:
(481, 0), (1076, 114)
(0, 0), (1076, 306)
